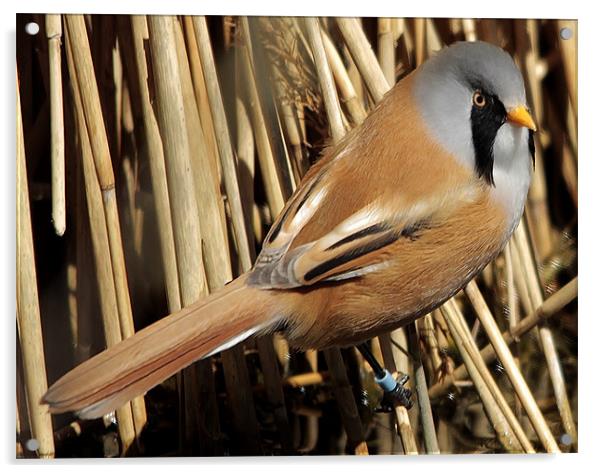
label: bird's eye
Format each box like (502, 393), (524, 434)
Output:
(473, 91), (487, 108)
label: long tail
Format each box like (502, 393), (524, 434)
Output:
(42, 275), (277, 419)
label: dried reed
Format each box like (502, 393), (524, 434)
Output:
(17, 72), (55, 459)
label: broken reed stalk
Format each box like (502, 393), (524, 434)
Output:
(407, 323), (440, 454)
(393, 405), (418, 455)
(372, 334), (417, 454)
(464, 281), (560, 452)
(335, 18), (390, 102)
(441, 301), (523, 452)
(64, 15), (146, 446)
(513, 221), (577, 447)
(17, 72), (55, 459)
(305, 17), (346, 141)
(46, 14), (66, 236)
(430, 277), (577, 399)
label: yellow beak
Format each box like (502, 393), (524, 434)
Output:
(506, 106), (537, 131)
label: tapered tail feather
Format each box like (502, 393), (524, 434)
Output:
(42, 275), (277, 419)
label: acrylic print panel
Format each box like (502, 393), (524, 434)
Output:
(16, 14), (577, 457)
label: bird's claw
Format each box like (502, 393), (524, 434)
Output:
(375, 373), (413, 412)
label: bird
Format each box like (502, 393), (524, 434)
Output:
(42, 40), (537, 419)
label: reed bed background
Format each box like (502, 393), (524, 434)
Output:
(16, 14), (577, 457)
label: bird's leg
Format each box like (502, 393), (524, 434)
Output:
(357, 342), (413, 412)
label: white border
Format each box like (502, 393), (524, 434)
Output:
(3, 1), (598, 471)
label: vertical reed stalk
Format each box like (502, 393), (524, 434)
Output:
(414, 18), (426, 66)
(407, 323), (440, 454)
(46, 14), (66, 236)
(17, 72), (55, 459)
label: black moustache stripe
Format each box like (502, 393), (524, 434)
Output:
(470, 89), (507, 186)
(528, 129), (535, 167)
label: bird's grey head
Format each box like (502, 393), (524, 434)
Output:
(413, 41), (535, 197)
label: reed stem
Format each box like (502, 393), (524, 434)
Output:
(17, 71), (55, 459)
(46, 14), (66, 236)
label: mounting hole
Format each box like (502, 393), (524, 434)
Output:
(25, 438), (40, 451)
(560, 27), (573, 40)
(25, 22), (40, 35)
(560, 433), (573, 446)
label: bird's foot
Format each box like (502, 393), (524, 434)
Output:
(375, 371), (413, 412)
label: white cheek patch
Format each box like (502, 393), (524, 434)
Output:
(491, 124), (533, 225)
